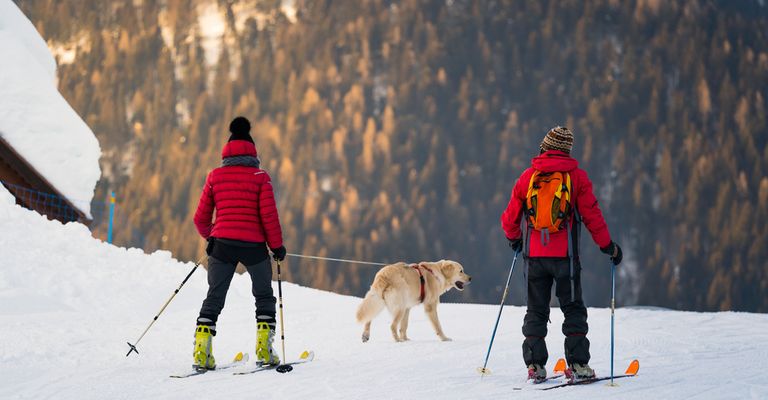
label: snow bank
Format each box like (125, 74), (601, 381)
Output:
(0, 1), (101, 217)
(1, 199), (767, 399)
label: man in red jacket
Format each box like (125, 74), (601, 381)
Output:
(191, 116), (287, 370)
(501, 126), (622, 382)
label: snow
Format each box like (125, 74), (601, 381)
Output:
(1, 200), (767, 399)
(197, 2), (226, 66)
(0, 1), (101, 217)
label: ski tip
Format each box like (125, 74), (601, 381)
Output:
(625, 359), (640, 376)
(553, 358), (566, 374)
(476, 366), (492, 376)
(300, 350), (315, 361)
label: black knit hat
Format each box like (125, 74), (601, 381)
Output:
(540, 126), (574, 154)
(228, 116), (254, 143)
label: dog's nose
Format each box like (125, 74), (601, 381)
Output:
(468, 276), (472, 281)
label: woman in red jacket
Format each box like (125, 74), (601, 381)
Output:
(501, 126), (622, 382)
(191, 116), (286, 370)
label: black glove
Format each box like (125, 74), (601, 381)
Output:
(205, 237), (215, 256)
(600, 241), (623, 266)
(507, 237), (523, 253)
(271, 245), (286, 262)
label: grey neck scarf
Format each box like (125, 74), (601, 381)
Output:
(222, 155), (261, 168)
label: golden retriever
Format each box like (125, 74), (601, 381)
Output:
(356, 260), (471, 342)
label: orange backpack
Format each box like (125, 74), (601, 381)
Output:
(525, 171), (572, 234)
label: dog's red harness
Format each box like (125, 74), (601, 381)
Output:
(411, 263), (437, 303)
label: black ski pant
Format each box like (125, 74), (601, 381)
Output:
(197, 239), (276, 329)
(522, 257), (590, 367)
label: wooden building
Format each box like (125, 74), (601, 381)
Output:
(0, 134), (87, 223)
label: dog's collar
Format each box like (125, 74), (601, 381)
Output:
(411, 263), (437, 303)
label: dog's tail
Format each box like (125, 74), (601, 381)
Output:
(356, 289), (386, 324)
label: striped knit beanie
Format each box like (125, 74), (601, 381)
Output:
(540, 126), (574, 154)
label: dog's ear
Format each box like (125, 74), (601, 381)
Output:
(438, 260), (457, 277)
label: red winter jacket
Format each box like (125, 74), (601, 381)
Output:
(193, 140), (283, 250)
(501, 150), (611, 257)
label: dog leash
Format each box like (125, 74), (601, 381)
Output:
(286, 253), (388, 266)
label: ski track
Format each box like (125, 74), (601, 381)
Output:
(2, 202), (768, 399)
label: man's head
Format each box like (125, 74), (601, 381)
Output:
(228, 116), (254, 143)
(540, 126), (573, 154)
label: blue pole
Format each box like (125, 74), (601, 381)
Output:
(610, 261), (616, 385)
(478, 251), (520, 375)
(107, 191), (116, 244)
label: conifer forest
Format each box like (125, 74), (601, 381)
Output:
(16, 0), (768, 312)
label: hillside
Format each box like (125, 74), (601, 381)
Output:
(13, 0), (768, 312)
(1, 190), (767, 399)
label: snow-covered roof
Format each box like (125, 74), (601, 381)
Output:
(0, 1), (101, 217)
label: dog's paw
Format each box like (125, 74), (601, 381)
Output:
(440, 336), (453, 342)
(361, 333), (370, 343)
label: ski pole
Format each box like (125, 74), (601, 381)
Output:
(126, 255), (205, 357)
(477, 251), (520, 376)
(609, 260), (616, 386)
(275, 259), (293, 373)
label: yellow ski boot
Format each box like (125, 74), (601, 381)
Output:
(193, 325), (216, 370)
(256, 322), (280, 366)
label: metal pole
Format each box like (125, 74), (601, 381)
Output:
(478, 251), (520, 376)
(275, 260), (293, 373)
(126, 256), (205, 357)
(610, 261), (616, 385)
(107, 191), (116, 244)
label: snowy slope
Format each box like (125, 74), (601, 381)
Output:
(1, 195), (767, 399)
(0, 1), (100, 216)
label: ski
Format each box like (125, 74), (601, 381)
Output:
(170, 352), (248, 378)
(233, 350), (314, 375)
(541, 359), (640, 390)
(541, 373), (634, 390)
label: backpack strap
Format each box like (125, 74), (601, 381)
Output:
(567, 219), (575, 303)
(565, 172), (579, 303)
(522, 213), (530, 304)
(525, 171), (539, 225)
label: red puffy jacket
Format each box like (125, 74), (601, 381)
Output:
(193, 140), (283, 250)
(501, 150), (611, 257)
